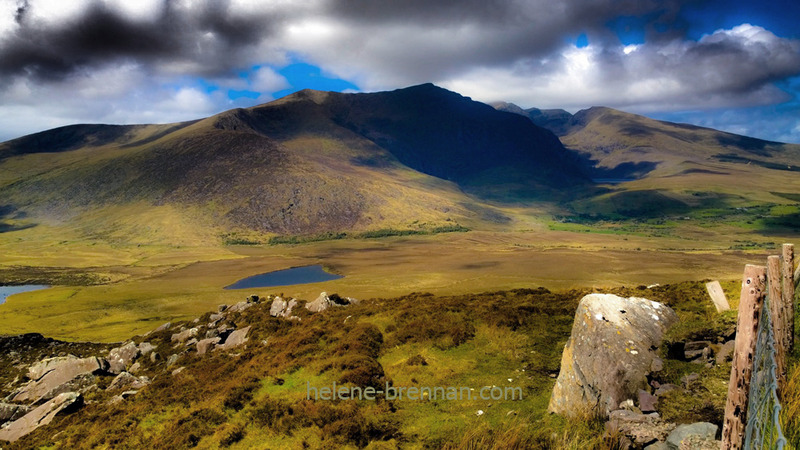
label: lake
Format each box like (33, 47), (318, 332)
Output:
(224, 265), (344, 290)
(0, 285), (50, 305)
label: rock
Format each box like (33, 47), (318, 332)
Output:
(138, 342), (156, 357)
(0, 402), (31, 423)
(548, 294), (678, 418)
(638, 389), (658, 413)
(170, 328), (198, 344)
(107, 372), (151, 391)
(227, 301), (253, 314)
(129, 362), (141, 374)
(270, 297), (288, 316)
(12, 356), (107, 404)
(215, 326), (251, 351)
(650, 357), (664, 373)
(205, 328), (220, 339)
(306, 292), (340, 313)
(680, 373), (700, 389)
(107, 342), (140, 374)
(247, 295), (260, 303)
(606, 410), (674, 447)
(666, 422), (718, 449)
(147, 322), (171, 336)
(654, 384), (679, 396)
(185, 338), (198, 347)
(196, 337), (221, 355)
(270, 297), (299, 318)
(684, 341), (713, 360)
(218, 304), (228, 312)
(150, 352), (160, 363)
(171, 367), (185, 376)
(0, 392), (82, 442)
(644, 442), (670, 450)
(166, 354), (179, 368)
(715, 340), (735, 365)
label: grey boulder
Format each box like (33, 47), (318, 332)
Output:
(548, 294), (677, 418)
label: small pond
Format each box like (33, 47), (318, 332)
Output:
(0, 285), (50, 305)
(224, 265), (343, 290)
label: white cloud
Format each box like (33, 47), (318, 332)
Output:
(250, 67), (289, 93)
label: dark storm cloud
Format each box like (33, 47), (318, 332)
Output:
(0, 0), (279, 80)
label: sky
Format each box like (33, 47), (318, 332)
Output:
(0, 0), (799, 143)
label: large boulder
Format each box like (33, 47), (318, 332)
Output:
(548, 294), (677, 418)
(11, 356), (107, 404)
(0, 392), (82, 442)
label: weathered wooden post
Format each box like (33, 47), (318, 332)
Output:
(767, 255), (787, 394)
(721, 264), (766, 450)
(783, 244), (795, 352)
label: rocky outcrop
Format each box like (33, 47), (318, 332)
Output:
(0, 392), (82, 442)
(11, 356), (107, 404)
(606, 410), (675, 448)
(548, 294), (677, 418)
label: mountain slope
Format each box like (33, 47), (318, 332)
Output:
(0, 84), (587, 243)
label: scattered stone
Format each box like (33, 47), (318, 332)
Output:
(650, 357), (664, 373)
(644, 442), (670, 450)
(684, 341), (713, 361)
(247, 295), (260, 303)
(715, 340), (735, 366)
(205, 328), (220, 339)
(305, 292), (349, 313)
(704, 280), (730, 312)
(606, 410), (674, 448)
(218, 304), (228, 312)
(680, 373), (700, 389)
(138, 342), (156, 357)
(150, 352), (160, 363)
(215, 326), (251, 351)
(128, 362), (141, 374)
(548, 294), (678, 418)
(147, 322), (171, 336)
(270, 297), (288, 317)
(171, 367), (185, 376)
(0, 392), (82, 443)
(107, 342), (140, 374)
(227, 301), (253, 314)
(107, 372), (150, 391)
(185, 338), (198, 347)
(196, 337), (221, 355)
(666, 422), (718, 449)
(170, 328), (198, 344)
(12, 356), (107, 404)
(0, 402), (31, 423)
(638, 389), (658, 413)
(654, 384), (680, 396)
(166, 354), (179, 368)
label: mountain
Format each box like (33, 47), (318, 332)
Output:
(494, 102), (800, 221)
(0, 84), (587, 242)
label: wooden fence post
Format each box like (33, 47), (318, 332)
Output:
(721, 264), (766, 450)
(784, 244), (795, 352)
(768, 256), (787, 395)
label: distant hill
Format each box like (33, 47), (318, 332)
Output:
(0, 84), (588, 241)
